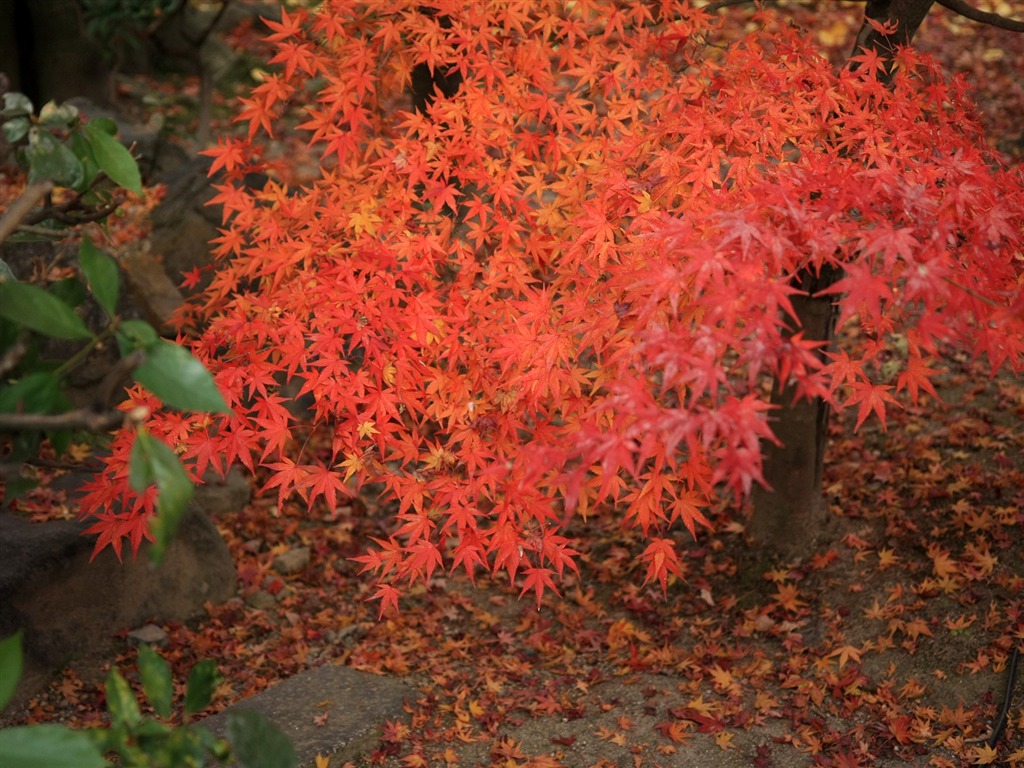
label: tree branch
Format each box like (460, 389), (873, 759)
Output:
(936, 0), (1024, 31)
(0, 407), (126, 433)
(0, 181), (54, 244)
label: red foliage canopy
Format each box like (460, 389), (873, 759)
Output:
(79, 0), (1024, 613)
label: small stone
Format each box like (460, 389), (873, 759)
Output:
(127, 624), (168, 647)
(246, 590), (277, 611)
(272, 547), (310, 575)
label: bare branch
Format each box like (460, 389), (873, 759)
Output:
(0, 407), (125, 433)
(936, 0), (1024, 31)
(94, 350), (145, 412)
(0, 332), (28, 377)
(0, 181), (54, 244)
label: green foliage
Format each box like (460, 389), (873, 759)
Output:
(0, 92), (226, 560)
(81, 0), (185, 52)
(129, 428), (195, 561)
(131, 341), (230, 414)
(0, 280), (95, 340)
(2, 93), (139, 197)
(0, 634), (297, 768)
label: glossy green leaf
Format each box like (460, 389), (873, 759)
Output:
(134, 341), (229, 413)
(0, 725), (107, 768)
(79, 237), (120, 317)
(104, 668), (141, 729)
(137, 644), (173, 719)
(25, 130), (84, 188)
(116, 319), (159, 356)
(0, 281), (92, 340)
(128, 430), (194, 563)
(0, 633), (23, 711)
(69, 130), (102, 189)
(83, 122), (142, 195)
(184, 660), (222, 715)
(2, 117), (30, 143)
(226, 710), (297, 768)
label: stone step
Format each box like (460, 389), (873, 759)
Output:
(201, 665), (413, 768)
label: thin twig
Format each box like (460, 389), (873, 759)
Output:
(0, 407), (126, 433)
(936, 0), (1024, 31)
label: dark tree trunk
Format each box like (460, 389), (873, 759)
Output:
(0, 0), (113, 107)
(747, 1), (934, 563)
(748, 267), (840, 560)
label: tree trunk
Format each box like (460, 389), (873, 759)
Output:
(748, 267), (840, 561)
(747, 1), (934, 562)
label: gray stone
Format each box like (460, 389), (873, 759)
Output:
(127, 623), (169, 647)
(0, 503), (235, 670)
(245, 590), (277, 611)
(201, 665), (413, 767)
(0, 462), (249, 705)
(197, 468), (252, 516)
(121, 242), (185, 332)
(149, 158), (220, 290)
(273, 547), (310, 576)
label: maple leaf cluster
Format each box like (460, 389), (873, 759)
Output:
(77, 0), (1024, 613)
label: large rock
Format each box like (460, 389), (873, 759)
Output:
(149, 157), (221, 290)
(0, 470), (248, 696)
(202, 665), (413, 768)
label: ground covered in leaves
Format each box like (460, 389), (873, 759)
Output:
(7, 365), (1023, 768)
(2, 2), (1023, 767)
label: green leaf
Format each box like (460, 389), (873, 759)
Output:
(226, 710), (297, 768)
(0, 725), (107, 768)
(83, 122), (142, 195)
(0, 372), (64, 415)
(69, 130), (102, 189)
(128, 430), (194, 563)
(0, 259), (16, 283)
(195, 725), (232, 762)
(88, 117), (118, 136)
(134, 341), (229, 413)
(25, 129), (84, 189)
(79, 237), (120, 317)
(49, 276), (88, 308)
(0, 281), (93, 340)
(2, 92), (33, 117)
(104, 668), (141, 729)
(137, 644), (173, 719)
(0, 633), (24, 711)
(184, 660), (222, 716)
(2, 475), (39, 509)
(116, 319), (159, 356)
(38, 101), (79, 129)
(2, 117), (30, 143)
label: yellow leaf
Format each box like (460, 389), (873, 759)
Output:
(315, 754), (331, 768)
(970, 743), (998, 765)
(358, 420), (379, 438)
(773, 582), (807, 613)
(714, 731), (736, 750)
(877, 548), (899, 568)
(828, 644), (862, 671)
(338, 452), (364, 482)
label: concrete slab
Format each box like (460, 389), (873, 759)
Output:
(202, 664), (413, 767)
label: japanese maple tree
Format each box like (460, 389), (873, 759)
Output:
(78, 0), (1024, 613)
